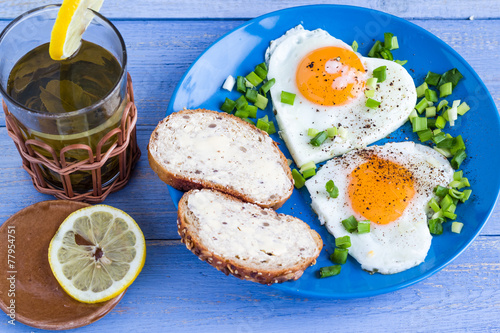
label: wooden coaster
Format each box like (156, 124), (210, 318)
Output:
(0, 201), (125, 330)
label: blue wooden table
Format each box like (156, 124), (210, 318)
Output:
(1, 1), (499, 332)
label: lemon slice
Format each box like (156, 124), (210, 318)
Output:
(49, 0), (104, 60)
(48, 205), (146, 303)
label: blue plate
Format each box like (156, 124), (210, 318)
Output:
(166, 5), (500, 298)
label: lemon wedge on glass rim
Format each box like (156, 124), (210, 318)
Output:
(48, 205), (146, 303)
(49, 0), (104, 60)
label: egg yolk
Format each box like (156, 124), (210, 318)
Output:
(296, 46), (365, 106)
(348, 155), (415, 225)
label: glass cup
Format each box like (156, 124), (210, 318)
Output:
(0, 5), (129, 194)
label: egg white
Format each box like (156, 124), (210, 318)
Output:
(265, 26), (417, 167)
(305, 142), (454, 274)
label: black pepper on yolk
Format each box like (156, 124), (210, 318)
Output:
(296, 46), (365, 106)
(348, 155), (415, 225)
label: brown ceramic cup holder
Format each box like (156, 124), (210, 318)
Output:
(3, 73), (141, 203)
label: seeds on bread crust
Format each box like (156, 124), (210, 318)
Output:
(148, 109), (294, 209)
(177, 189), (323, 285)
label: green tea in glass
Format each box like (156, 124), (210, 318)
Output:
(0, 5), (130, 194)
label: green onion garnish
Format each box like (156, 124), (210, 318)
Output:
(246, 71), (263, 86)
(220, 97), (236, 113)
(412, 117), (427, 132)
(457, 102), (470, 115)
(254, 63), (268, 80)
(325, 180), (339, 198)
(451, 222), (464, 234)
(428, 198), (440, 212)
(437, 68), (463, 88)
(335, 235), (351, 249)
(368, 40), (383, 57)
(267, 120), (276, 135)
(357, 220), (371, 234)
(451, 149), (466, 169)
(242, 118), (255, 125)
(372, 66), (387, 83)
(453, 170), (463, 181)
(300, 161), (316, 173)
(281, 91), (296, 105)
(425, 89), (438, 102)
(254, 93), (268, 110)
(379, 48), (393, 61)
(327, 127), (337, 137)
(330, 248), (348, 264)
(458, 177), (470, 189)
(366, 77), (378, 89)
(425, 106), (436, 118)
(236, 76), (246, 93)
(319, 265), (341, 278)
(366, 98), (381, 109)
(260, 78), (275, 95)
(434, 147), (453, 158)
(234, 110), (249, 118)
(440, 194), (454, 211)
(435, 116), (447, 129)
(450, 135), (465, 155)
(245, 89), (258, 103)
(461, 189), (472, 202)
(439, 82), (453, 98)
(428, 218), (444, 235)
(384, 32), (399, 50)
(302, 168), (316, 179)
(415, 98), (429, 114)
(342, 216), (358, 233)
(395, 60), (407, 66)
(416, 82), (428, 98)
(244, 104), (258, 118)
(431, 131), (447, 144)
(308, 128), (319, 137)
(425, 71), (441, 86)
(310, 131), (328, 146)
(351, 40), (358, 52)
(417, 129), (433, 142)
(292, 169), (305, 189)
(434, 185), (449, 197)
(256, 118), (269, 132)
(365, 89), (375, 98)
(235, 95), (248, 110)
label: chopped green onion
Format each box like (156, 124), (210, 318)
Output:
(443, 211), (457, 220)
(256, 118), (269, 132)
(428, 198), (440, 212)
(308, 128), (319, 137)
(372, 66), (387, 83)
(426, 106), (436, 118)
(425, 71), (441, 86)
(428, 218), (444, 235)
(335, 235), (351, 249)
(327, 127), (338, 137)
(416, 82), (428, 98)
(427, 118), (437, 129)
(434, 147), (453, 158)
(437, 100), (449, 112)
(434, 185), (449, 197)
(245, 89), (258, 103)
(439, 82), (453, 98)
(267, 120), (276, 135)
(425, 89), (438, 102)
(384, 32), (399, 50)
(437, 68), (463, 88)
(254, 93), (268, 110)
(451, 149), (466, 169)
(449, 180), (462, 188)
(457, 102), (470, 115)
(342, 216), (358, 233)
(220, 97), (236, 113)
(235, 95), (248, 110)
(453, 170), (463, 181)
(338, 127), (348, 139)
(435, 115), (447, 129)
(408, 109), (418, 122)
(254, 64), (268, 80)
(244, 104), (258, 118)
(412, 117), (427, 132)
(449, 189), (464, 200)
(236, 76), (246, 93)
(300, 161), (316, 173)
(292, 169), (305, 189)
(436, 137), (454, 149)
(366, 98), (381, 109)
(365, 89), (375, 98)
(357, 220), (371, 234)
(417, 129), (433, 142)
(461, 189), (472, 202)
(325, 180), (339, 198)
(433, 129), (442, 135)
(415, 98), (429, 114)
(379, 48), (393, 61)
(451, 222), (464, 234)
(256, 62), (267, 71)
(366, 77), (378, 89)
(330, 248), (348, 264)
(440, 194), (454, 211)
(395, 60), (407, 66)
(246, 71), (263, 86)
(368, 40), (383, 57)
(234, 110), (249, 118)
(281, 91), (296, 105)
(319, 265), (341, 278)
(458, 177), (470, 189)
(432, 131), (447, 144)
(351, 40), (358, 52)
(302, 168), (316, 179)
(260, 78), (275, 95)
(450, 135), (465, 155)
(242, 118), (255, 125)
(310, 131), (328, 146)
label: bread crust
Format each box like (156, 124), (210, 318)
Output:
(148, 109), (293, 209)
(177, 189), (323, 285)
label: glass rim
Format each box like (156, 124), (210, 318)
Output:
(0, 4), (128, 119)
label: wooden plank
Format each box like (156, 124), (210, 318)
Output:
(1, 237), (498, 332)
(0, 0), (498, 19)
(0, 19), (498, 129)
